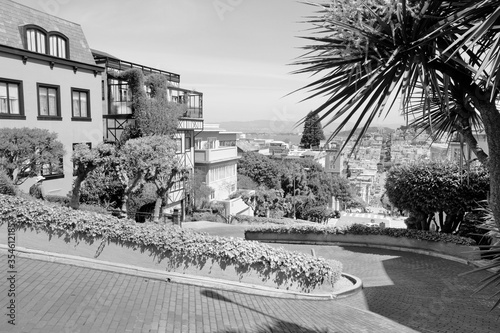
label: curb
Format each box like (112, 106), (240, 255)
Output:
(247, 238), (476, 266)
(0, 245), (362, 300)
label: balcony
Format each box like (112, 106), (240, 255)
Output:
(195, 147), (238, 164)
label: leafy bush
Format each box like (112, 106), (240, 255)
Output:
(187, 212), (224, 223)
(232, 215), (305, 225)
(79, 204), (111, 215)
(0, 169), (16, 196)
(45, 195), (70, 206)
(0, 194), (342, 289)
(246, 223), (476, 246)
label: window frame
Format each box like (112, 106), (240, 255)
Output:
(24, 25), (47, 54)
(0, 78), (25, 119)
(47, 32), (69, 59)
(71, 88), (91, 121)
(37, 83), (62, 120)
(41, 157), (65, 180)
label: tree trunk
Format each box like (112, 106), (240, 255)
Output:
(70, 173), (85, 209)
(476, 98), (500, 231)
(153, 197), (163, 223)
(453, 105), (489, 165)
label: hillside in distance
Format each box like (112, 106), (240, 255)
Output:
(217, 120), (402, 134)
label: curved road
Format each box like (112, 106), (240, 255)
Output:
(1, 222), (498, 332)
(185, 222), (500, 333)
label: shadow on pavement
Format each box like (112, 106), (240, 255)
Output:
(202, 290), (328, 333)
(340, 246), (500, 333)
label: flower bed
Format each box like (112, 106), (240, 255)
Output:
(245, 224), (480, 261)
(0, 194), (343, 293)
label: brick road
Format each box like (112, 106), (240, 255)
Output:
(1, 254), (417, 333)
(1, 222), (499, 332)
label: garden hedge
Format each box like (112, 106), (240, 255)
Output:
(0, 194), (342, 290)
(245, 223), (476, 246)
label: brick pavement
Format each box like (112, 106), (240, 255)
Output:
(1, 254), (417, 333)
(2, 221), (500, 332)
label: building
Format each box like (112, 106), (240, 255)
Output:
(0, 0), (104, 196)
(324, 141), (345, 176)
(194, 124), (239, 201)
(93, 50), (204, 217)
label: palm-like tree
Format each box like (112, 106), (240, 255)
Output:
(293, 0), (500, 230)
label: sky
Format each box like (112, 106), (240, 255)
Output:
(17, 0), (405, 129)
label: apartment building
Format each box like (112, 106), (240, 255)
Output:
(93, 50), (204, 217)
(0, 0), (104, 195)
(194, 124), (239, 201)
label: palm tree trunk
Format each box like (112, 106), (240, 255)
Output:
(476, 99), (500, 231)
(453, 105), (489, 165)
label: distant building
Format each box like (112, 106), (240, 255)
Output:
(268, 141), (290, 157)
(324, 141), (345, 176)
(194, 124), (239, 201)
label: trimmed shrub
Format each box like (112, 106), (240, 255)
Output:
(45, 195), (70, 206)
(245, 223), (476, 246)
(0, 194), (342, 289)
(232, 215), (309, 225)
(0, 169), (16, 196)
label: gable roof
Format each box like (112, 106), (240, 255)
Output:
(0, 0), (96, 65)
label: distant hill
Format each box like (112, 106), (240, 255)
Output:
(217, 119), (401, 134)
(217, 120), (357, 134)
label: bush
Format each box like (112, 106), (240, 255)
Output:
(79, 204), (111, 215)
(0, 194), (342, 289)
(0, 169), (16, 196)
(245, 223), (476, 246)
(45, 195), (70, 206)
(232, 215), (308, 225)
(187, 212), (224, 223)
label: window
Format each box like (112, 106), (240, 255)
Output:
(195, 139), (203, 150)
(175, 138), (182, 153)
(26, 27), (46, 54)
(0, 79), (24, 118)
(48, 34), (67, 58)
(208, 138), (217, 149)
(71, 88), (90, 120)
(41, 157), (64, 179)
(37, 84), (61, 119)
(25, 26), (70, 59)
(185, 137), (192, 151)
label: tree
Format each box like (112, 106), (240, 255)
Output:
(0, 127), (65, 185)
(300, 111), (325, 149)
(385, 161), (489, 232)
(185, 169), (213, 212)
(294, 0), (500, 231)
(115, 135), (184, 221)
(70, 143), (115, 209)
(237, 152), (283, 189)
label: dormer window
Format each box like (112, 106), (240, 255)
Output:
(49, 34), (68, 58)
(24, 25), (69, 59)
(26, 27), (46, 54)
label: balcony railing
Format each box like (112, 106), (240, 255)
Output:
(195, 147), (238, 163)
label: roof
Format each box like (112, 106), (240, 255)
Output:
(237, 141), (260, 153)
(0, 0), (96, 65)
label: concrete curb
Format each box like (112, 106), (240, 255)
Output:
(0, 244), (362, 300)
(246, 239), (476, 266)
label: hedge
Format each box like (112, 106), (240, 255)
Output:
(245, 223), (477, 246)
(232, 215), (311, 225)
(0, 194), (342, 289)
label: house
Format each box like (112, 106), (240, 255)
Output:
(0, 0), (104, 196)
(194, 124), (239, 201)
(93, 50), (204, 219)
